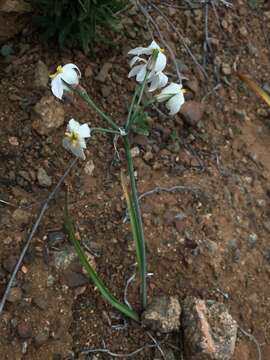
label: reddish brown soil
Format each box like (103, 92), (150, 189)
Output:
(0, 1), (270, 359)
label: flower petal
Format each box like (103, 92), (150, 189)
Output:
(71, 145), (85, 160)
(128, 46), (146, 56)
(67, 118), (80, 132)
(166, 93), (185, 115)
(61, 68), (79, 85)
(148, 40), (160, 51)
(78, 124), (91, 138)
(154, 52), (167, 73)
(79, 137), (87, 149)
(148, 74), (160, 92)
(158, 72), (168, 89)
(128, 64), (144, 78)
(51, 76), (64, 99)
(136, 64), (147, 82)
(63, 63), (81, 78)
(157, 83), (182, 101)
(129, 56), (146, 68)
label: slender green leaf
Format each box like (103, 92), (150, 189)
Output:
(63, 201), (139, 322)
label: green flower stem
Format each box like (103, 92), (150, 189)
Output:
(72, 86), (120, 132)
(125, 85), (140, 131)
(91, 127), (122, 135)
(125, 74), (149, 132)
(123, 136), (147, 309)
(64, 205), (139, 323)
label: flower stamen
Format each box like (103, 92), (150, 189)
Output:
(49, 65), (64, 79)
(65, 131), (79, 145)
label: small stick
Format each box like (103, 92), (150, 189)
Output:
(0, 157), (78, 314)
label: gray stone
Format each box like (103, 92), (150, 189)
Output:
(182, 297), (237, 360)
(37, 167), (52, 187)
(53, 247), (77, 271)
(62, 270), (88, 288)
(7, 287), (22, 303)
(34, 60), (49, 89)
(33, 296), (49, 310)
(32, 96), (65, 136)
(34, 329), (50, 346)
(12, 208), (31, 225)
(96, 62), (112, 83)
(142, 296), (181, 333)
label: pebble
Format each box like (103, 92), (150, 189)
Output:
(17, 321), (32, 339)
(34, 329), (50, 346)
(3, 255), (17, 272)
(180, 101), (205, 126)
(32, 96), (65, 135)
(142, 296), (181, 333)
(12, 209), (31, 225)
(101, 85), (111, 98)
(33, 296), (49, 310)
(221, 63), (232, 75)
(131, 146), (140, 158)
(34, 60), (49, 89)
(182, 297), (237, 360)
(84, 160), (95, 176)
(248, 233), (257, 248)
(7, 287), (22, 303)
(62, 270), (89, 288)
(53, 247), (77, 271)
(47, 231), (65, 248)
(37, 167), (52, 187)
(96, 62), (112, 83)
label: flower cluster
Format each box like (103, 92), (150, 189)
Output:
(49, 40), (185, 161)
(128, 40), (185, 115)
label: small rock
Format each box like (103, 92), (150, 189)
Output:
(239, 26), (248, 37)
(7, 287), (22, 303)
(84, 160), (95, 176)
(0, 0), (32, 13)
(34, 60), (49, 89)
(247, 233), (257, 248)
(1, 44), (13, 57)
(182, 297), (237, 360)
(142, 296), (181, 333)
(96, 62), (112, 83)
(180, 101), (205, 127)
(37, 167), (52, 187)
(185, 78), (199, 97)
(47, 231), (65, 248)
(12, 209), (31, 225)
(53, 247), (77, 271)
(3, 255), (17, 272)
(34, 329), (50, 346)
(101, 85), (111, 98)
(221, 63), (232, 76)
(131, 146), (140, 158)
(62, 270), (88, 288)
(32, 96), (65, 135)
(33, 296), (49, 310)
(17, 321), (32, 339)
(84, 65), (93, 78)
(143, 151), (154, 162)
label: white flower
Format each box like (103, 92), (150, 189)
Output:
(147, 71), (168, 92)
(63, 119), (90, 160)
(156, 83), (185, 115)
(128, 40), (167, 82)
(50, 63), (81, 99)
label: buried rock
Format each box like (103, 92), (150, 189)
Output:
(142, 296), (181, 333)
(182, 297), (237, 360)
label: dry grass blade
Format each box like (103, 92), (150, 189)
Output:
(238, 73), (270, 107)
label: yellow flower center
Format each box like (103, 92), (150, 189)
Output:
(182, 89), (187, 94)
(160, 48), (165, 53)
(49, 65), (64, 79)
(65, 131), (79, 145)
